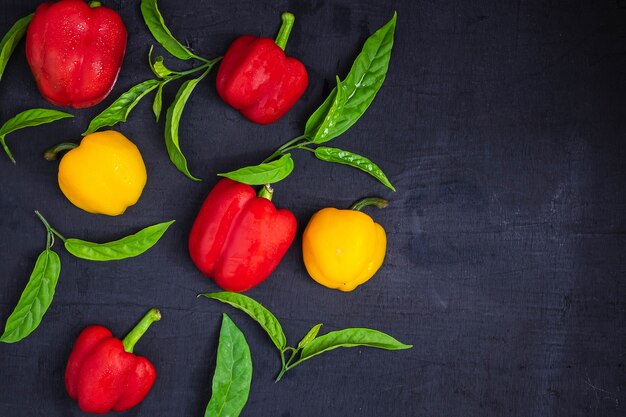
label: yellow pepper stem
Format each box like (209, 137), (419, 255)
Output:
(43, 142), (78, 161)
(349, 197), (388, 211)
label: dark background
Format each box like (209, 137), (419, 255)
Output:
(1, 0), (625, 416)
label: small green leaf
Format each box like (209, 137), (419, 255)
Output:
(164, 70), (209, 181)
(218, 154), (294, 185)
(153, 83), (164, 122)
(153, 56), (176, 78)
(305, 12), (397, 142)
(141, 0), (202, 61)
(297, 323), (323, 350)
(83, 79), (160, 135)
(314, 146), (395, 191)
(64, 220), (174, 261)
(0, 108), (74, 138)
(199, 292), (287, 350)
(0, 249), (61, 343)
(0, 13), (33, 83)
(306, 76), (345, 144)
(205, 314), (252, 417)
(0, 109), (73, 163)
(298, 327), (412, 364)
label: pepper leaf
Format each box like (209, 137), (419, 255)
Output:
(0, 109), (74, 163)
(0, 249), (61, 343)
(304, 12), (397, 143)
(148, 45), (178, 79)
(218, 154), (294, 185)
(153, 83), (164, 122)
(204, 314), (252, 417)
(64, 220), (175, 261)
(153, 56), (176, 78)
(164, 70), (208, 181)
(141, 0), (202, 61)
(83, 79), (161, 136)
(0, 13), (33, 83)
(297, 323), (323, 350)
(298, 327), (412, 364)
(199, 292), (287, 351)
(314, 146), (395, 191)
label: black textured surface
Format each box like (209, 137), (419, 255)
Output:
(1, 1), (626, 416)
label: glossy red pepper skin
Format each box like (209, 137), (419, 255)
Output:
(26, 0), (127, 108)
(65, 324), (156, 414)
(189, 179), (297, 292)
(216, 35), (308, 124)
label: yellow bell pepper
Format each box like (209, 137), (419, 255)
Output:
(50, 130), (147, 216)
(302, 198), (388, 291)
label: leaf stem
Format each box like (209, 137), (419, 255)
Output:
(34, 211), (66, 242)
(262, 135), (308, 163)
(275, 346), (302, 382)
(0, 137), (15, 164)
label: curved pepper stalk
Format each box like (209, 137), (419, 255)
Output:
(65, 309), (161, 413)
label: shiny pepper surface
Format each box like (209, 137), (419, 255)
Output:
(65, 309), (161, 414)
(26, 0), (127, 108)
(189, 179), (297, 292)
(303, 198), (388, 291)
(56, 130), (147, 216)
(216, 13), (308, 124)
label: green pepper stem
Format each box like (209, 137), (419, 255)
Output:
(34, 211), (66, 242)
(43, 142), (78, 161)
(257, 184), (274, 201)
(349, 197), (389, 211)
(88, 1), (101, 8)
(122, 308), (161, 354)
(275, 12), (295, 51)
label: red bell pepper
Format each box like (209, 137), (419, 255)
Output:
(25, 0), (127, 108)
(65, 308), (161, 414)
(216, 13), (308, 124)
(189, 179), (297, 292)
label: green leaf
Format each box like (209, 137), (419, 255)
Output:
(314, 146), (395, 191)
(141, 0), (201, 61)
(0, 249), (61, 343)
(153, 56), (176, 78)
(148, 45), (178, 79)
(64, 220), (174, 261)
(199, 292), (287, 350)
(0, 13), (33, 83)
(305, 76), (345, 144)
(204, 314), (252, 417)
(218, 154), (294, 185)
(83, 79), (160, 136)
(164, 70), (208, 181)
(0, 108), (74, 138)
(0, 108), (73, 163)
(297, 323), (323, 350)
(153, 83), (164, 122)
(305, 12), (397, 143)
(298, 327), (412, 364)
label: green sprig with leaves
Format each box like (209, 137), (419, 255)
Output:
(85, 0), (222, 181)
(219, 13), (398, 191)
(200, 291), (411, 382)
(0, 212), (174, 343)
